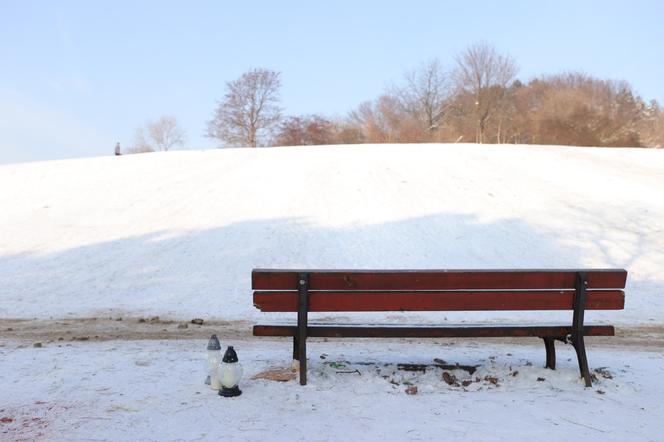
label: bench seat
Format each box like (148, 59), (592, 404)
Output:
(254, 323), (614, 338)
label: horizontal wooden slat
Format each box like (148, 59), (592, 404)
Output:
(253, 324), (615, 338)
(253, 289), (625, 312)
(252, 269), (627, 291)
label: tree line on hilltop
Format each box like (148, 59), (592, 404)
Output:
(126, 42), (664, 152)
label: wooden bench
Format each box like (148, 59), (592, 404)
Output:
(253, 269), (627, 387)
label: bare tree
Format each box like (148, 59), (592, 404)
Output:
(126, 116), (186, 154)
(349, 95), (422, 143)
(273, 115), (337, 146)
(126, 127), (155, 154)
(639, 100), (664, 148)
(207, 68), (283, 147)
(526, 73), (643, 147)
(454, 42), (518, 143)
(394, 59), (453, 139)
(148, 116), (186, 151)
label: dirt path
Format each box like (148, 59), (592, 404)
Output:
(2, 317), (663, 350)
(0, 317), (254, 344)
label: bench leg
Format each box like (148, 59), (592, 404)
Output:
(293, 335), (307, 385)
(572, 335), (592, 388)
(298, 338), (307, 385)
(293, 336), (299, 361)
(542, 337), (556, 370)
(297, 273), (309, 386)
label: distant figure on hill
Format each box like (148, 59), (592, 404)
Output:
(115, 142), (121, 156)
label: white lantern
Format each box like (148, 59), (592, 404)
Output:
(205, 334), (221, 388)
(218, 346), (243, 397)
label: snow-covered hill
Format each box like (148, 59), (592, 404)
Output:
(1, 144), (663, 323)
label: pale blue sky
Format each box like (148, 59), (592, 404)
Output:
(1, 0), (663, 163)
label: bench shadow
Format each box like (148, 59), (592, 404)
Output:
(0, 211), (661, 325)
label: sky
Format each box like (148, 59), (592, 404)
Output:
(1, 0), (663, 163)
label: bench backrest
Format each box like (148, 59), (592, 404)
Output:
(252, 269), (626, 312)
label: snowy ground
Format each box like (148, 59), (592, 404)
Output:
(1, 337), (663, 441)
(1, 144), (663, 440)
(1, 144), (663, 324)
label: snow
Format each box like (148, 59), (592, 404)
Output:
(1, 144), (663, 323)
(1, 143), (663, 441)
(1, 338), (662, 441)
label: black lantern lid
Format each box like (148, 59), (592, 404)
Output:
(222, 346), (238, 363)
(207, 334), (221, 350)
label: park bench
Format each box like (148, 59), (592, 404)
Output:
(252, 268), (627, 387)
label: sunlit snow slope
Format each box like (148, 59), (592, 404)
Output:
(1, 144), (662, 323)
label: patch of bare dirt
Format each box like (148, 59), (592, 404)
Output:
(1, 318), (662, 351)
(0, 317), (253, 345)
(251, 366), (298, 382)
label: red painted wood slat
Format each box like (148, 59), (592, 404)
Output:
(253, 289), (625, 312)
(252, 269), (627, 291)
